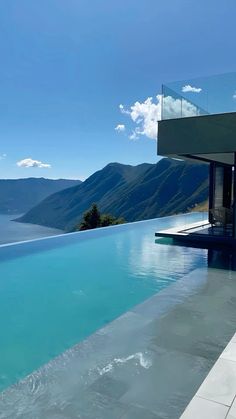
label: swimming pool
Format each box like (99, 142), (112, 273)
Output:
(0, 213), (207, 393)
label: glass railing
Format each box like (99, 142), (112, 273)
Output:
(162, 72), (236, 120)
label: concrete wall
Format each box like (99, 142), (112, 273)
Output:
(158, 112), (236, 157)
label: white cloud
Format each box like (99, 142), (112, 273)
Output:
(115, 124), (125, 132)
(120, 96), (161, 140)
(163, 95), (200, 119)
(119, 104), (129, 114)
(233, 92), (236, 100)
(129, 131), (139, 141)
(182, 84), (202, 93)
(120, 94), (201, 140)
(0, 153), (6, 160)
(17, 158), (51, 168)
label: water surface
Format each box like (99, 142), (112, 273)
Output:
(0, 214), (62, 245)
(0, 212), (207, 392)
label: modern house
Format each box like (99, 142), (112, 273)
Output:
(156, 72), (236, 244)
(1, 72), (236, 419)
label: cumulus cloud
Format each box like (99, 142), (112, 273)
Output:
(17, 158), (51, 168)
(119, 104), (129, 114)
(115, 124), (125, 132)
(120, 96), (161, 140)
(162, 95), (200, 119)
(129, 131), (139, 141)
(233, 92), (236, 100)
(0, 153), (6, 160)
(120, 94), (200, 140)
(182, 85), (202, 93)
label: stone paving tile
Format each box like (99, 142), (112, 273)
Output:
(96, 311), (151, 337)
(62, 390), (127, 419)
(15, 404), (89, 419)
(221, 342), (236, 363)
(197, 358), (236, 407)
(118, 346), (211, 418)
(143, 301), (227, 363)
(120, 404), (163, 419)
(180, 396), (229, 419)
(231, 334), (236, 344)
(141, 268), (236, 367)
(131, 268), (207, 320)
(180, 332), (236, 417)
(90, 375), (129, 400)
(226, 395), (236, 418)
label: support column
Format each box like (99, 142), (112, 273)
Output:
(223, 166), (232, 209)
(233, 153), (236, 238)
(209, 163), (214, 224)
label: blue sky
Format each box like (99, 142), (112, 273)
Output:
(0, 0), (236, 180)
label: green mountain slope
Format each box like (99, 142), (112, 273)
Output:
(0, 178), (81, 214)
(17, 159), (209, 230)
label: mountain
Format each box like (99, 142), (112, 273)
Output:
(0, 178), (81, 214)
(17, 159), (209, 230)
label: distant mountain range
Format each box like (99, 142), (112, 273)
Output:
(0, 178), (81, 214)
(17, 159), (209, 231)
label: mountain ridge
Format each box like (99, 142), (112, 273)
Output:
(17, 159), (209, 230)
(0, 178), (82, 214)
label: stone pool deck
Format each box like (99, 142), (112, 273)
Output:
(1, 266), (236, 418)
(181, 333), (236, 418)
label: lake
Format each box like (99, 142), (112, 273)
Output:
(0, 214), (63, 245)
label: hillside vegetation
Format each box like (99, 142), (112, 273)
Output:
(17, 159), (209, 230)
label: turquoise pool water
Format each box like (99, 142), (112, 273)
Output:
(0, 213), (207, 392)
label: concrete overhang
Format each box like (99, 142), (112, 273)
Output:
(158, 112), (236, 165)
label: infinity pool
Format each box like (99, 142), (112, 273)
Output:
(0, 213), (207, 393)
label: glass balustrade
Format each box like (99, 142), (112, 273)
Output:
(162, 72), (236, 120)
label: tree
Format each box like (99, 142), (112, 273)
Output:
(100, 214), (125, 227)
(73, 204), (125, 231)
(78, 203), (101, 231)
